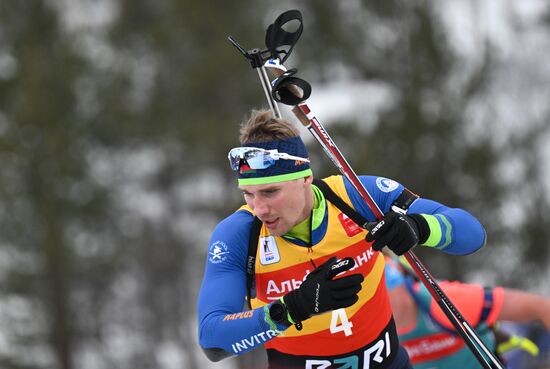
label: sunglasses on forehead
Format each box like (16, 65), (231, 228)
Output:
(227, 147), (310, 171)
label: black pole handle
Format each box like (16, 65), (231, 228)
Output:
(271, 68), (311, 105)
(265, 9), (303, 62)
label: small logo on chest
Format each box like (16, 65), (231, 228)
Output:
(259, 236), (281, 265)
(338, 212), (363, 237)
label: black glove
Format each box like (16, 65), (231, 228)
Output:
(283, 257), (364, 323)
(365, 212), (430, 255)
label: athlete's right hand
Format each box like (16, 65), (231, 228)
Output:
(283, 256), (364, 323)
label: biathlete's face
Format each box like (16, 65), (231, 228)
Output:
(239, 176), (314, 236)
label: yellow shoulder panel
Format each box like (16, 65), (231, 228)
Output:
(318, 175), (357, 210)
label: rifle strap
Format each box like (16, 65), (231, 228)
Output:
(246, 216), (263, 309)
(312, 179), (369, 228)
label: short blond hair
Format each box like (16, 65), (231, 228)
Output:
(239, 109), (300, 144)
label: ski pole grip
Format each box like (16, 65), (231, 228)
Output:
(267, 64), (311, 127)
(292, 106), (310, 127)
(271, 69), (311, 106)
(269, 68), (306, 101)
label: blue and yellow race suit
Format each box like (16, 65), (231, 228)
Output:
(197, 175), (486, 368)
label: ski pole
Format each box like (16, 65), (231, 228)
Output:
(228, 36), (282, 119)
(264, 60), (504, 369)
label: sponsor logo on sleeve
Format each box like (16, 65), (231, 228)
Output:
(208, 240), (229, 264)
(376, 177), (399, 193)
(231, 330), (279, 353)
(223, 311), (254, 321)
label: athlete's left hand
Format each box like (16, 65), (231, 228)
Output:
(365, 212), (428, 255)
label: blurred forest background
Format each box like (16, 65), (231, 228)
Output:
(0, 1), (549, 369)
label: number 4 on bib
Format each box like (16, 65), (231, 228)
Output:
(330, 308), (353, 336)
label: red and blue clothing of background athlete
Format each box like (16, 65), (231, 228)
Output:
(197, 175), (486, 366)
(397, 278), (504, 369)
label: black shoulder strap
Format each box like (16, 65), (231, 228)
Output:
(246, 216), (262, 309)
(312, 179), (368, 228)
